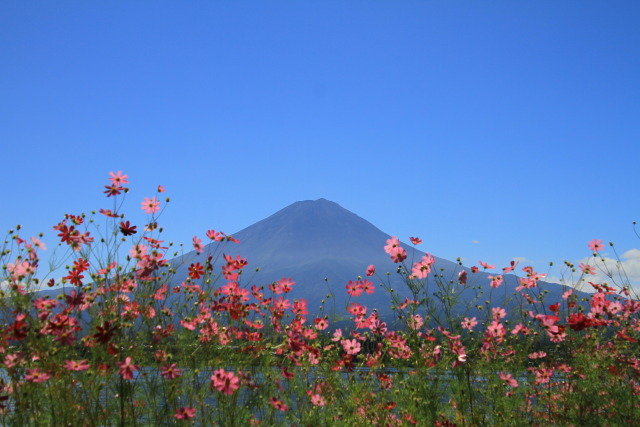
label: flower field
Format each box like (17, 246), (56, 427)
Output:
(1, 172), (639, 426)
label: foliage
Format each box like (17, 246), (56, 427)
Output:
(0, 172), (638, 426)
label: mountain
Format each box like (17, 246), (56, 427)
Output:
(170, 199), (584, 327)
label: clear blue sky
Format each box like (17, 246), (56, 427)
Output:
(2, 1), (639, 290)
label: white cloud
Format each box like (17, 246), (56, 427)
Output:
(554, 248), (640, 296)
(471, 240), (480, 244)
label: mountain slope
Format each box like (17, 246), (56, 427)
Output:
(170, 199), (583, 326)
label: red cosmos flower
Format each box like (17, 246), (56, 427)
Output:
(55, 223), (77, 245)
(70, 258), (86, 273)
(409, 237), (422, 245)
(458, 270), (468, 285)
(291, 299), (308, 316)
(568, 313), (592, 331)
(116, 357), (140, 380)
(174, 407), (196, 420)
(206, 229), (224, 241)
(119, 221), (137, 236)
(471, 266), (479, 273)
(269, 397), (289, 411)
(188, 263), (204, 280)
(160, 363), (183, 379)
(617, 329), (637, 343)
(211, 369), (240, 395)
(65, 268), (84, 286)
(588, 238), (604, 252)
(104, 184), (124, 197)
(277, 278), (295, 293)
(64, 360), (90, 371)
(403, 413), (418, 425)
(93, 321), (117, 344)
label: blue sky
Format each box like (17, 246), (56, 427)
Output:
(2, 1), (639, 290)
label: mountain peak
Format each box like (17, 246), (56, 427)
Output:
(229, 198), (390, 264)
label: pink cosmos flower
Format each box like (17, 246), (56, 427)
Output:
(7, 260), (33, 278)
(129, 244), (148, 259)
(25, 368), (50, 383)
(408, 314), (424, 330)
(588, 239), (604, 252)
(141, 197), (160, 214)
(366, 264), (375, 276)
(314, 318), (329, 331)
(492, 307), (507, 319)
(528, 351), (547, 359)
(341, 338), (361, 355)
(360, 279), (375, 294)
(488, 275), (503, 288)
(269, 397), (289, 411)
(192, 236), (204, 254)
(211, 369), (240, 395)
(4, 353), (23, 368)
(384, 236), (407, 263)
(64, 360), (90, 371)
(30, 236), (46, 251)
(384, 236), (401, 253)
(389, 247), (407, 263)
(502, 260), (518, 273)
(479, 260), (496, 270)
(461, 317), (477, 331)
(310, 394), (326, 406)
(579, 263), (596, 275)
(157, 185), (165, 193)
(174, 407), (196, 420)
(499, 372), (518, 387)
(116, 357), (140, 380)
(346, 281), (363, 297)
(109, 171), (129, 185)
(412, 254), (435, 279)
